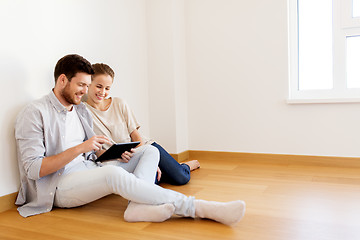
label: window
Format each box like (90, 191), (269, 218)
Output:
(354, 0), (360, 17)
(288, 0), (360, 103)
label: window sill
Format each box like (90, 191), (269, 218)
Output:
(287, 98), (360, 104)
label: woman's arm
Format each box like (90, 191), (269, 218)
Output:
(130, 129), (144, 147)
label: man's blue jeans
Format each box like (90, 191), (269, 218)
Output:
(152, 142), (191, 185)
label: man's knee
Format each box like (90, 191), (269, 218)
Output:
(146, 145), (160, 157)
(137, 145), (160, 162)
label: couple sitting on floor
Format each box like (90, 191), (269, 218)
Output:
(14, 54), (246, 225)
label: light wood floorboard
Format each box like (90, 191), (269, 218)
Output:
(1, 157), (360, 240)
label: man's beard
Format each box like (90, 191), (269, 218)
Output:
(61, 82), (80, 105)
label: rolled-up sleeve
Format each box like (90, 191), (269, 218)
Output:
(15, 105), (45, 180)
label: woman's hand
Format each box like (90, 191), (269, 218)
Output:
(156, 167), (162, 182)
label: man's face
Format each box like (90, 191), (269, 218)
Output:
(61, 72), (91, 105)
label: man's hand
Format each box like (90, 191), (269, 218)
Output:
(40, 135), (111, 178)
(118, 148), (136, 163)
(80, 135), (112, 153)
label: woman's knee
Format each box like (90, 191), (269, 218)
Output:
(162, 164), (191, 185)
(172, 174), (190, 185)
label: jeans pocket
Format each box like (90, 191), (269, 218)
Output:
(54, 190), (88, 208)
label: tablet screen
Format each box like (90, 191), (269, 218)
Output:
(95, 141), (140, 162)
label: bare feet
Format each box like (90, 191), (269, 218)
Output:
(183, 160), (200, 171)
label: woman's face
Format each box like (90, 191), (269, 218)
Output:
(88, 74), (113, 104)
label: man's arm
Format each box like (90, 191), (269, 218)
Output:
(15, 103), (111, 179)
(39, 135), (110, 178)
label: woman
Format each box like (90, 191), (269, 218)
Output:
(82, 63), (246, 225)
(85, 63), (200, 185)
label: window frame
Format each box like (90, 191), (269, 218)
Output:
(288, 0), (360, 104)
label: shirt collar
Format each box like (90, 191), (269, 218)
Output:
(74, 101), (87, 114)
(48, 90), (68, 113)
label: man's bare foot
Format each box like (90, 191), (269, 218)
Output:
(183, 160), (200, 171)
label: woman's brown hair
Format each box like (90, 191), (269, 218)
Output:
(91, 63), (115, 80)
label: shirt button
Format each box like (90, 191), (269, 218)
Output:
(58, 173), (61, 176)
(50, 192), (53, 196)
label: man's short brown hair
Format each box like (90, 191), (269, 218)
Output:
(54, 54), (94, 82)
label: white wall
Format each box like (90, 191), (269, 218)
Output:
(147, 0), (189, 153)
(2, 0), (360, 199)
(0, 0), (149, 197)
(185, 0), (360, 157)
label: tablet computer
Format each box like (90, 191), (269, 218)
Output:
(95, 141), (140, 162)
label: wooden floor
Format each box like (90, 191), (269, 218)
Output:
(1, 157), (360, 240)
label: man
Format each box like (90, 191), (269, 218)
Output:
(15, 54), (246, 225)
(15, 54), (111, 216)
